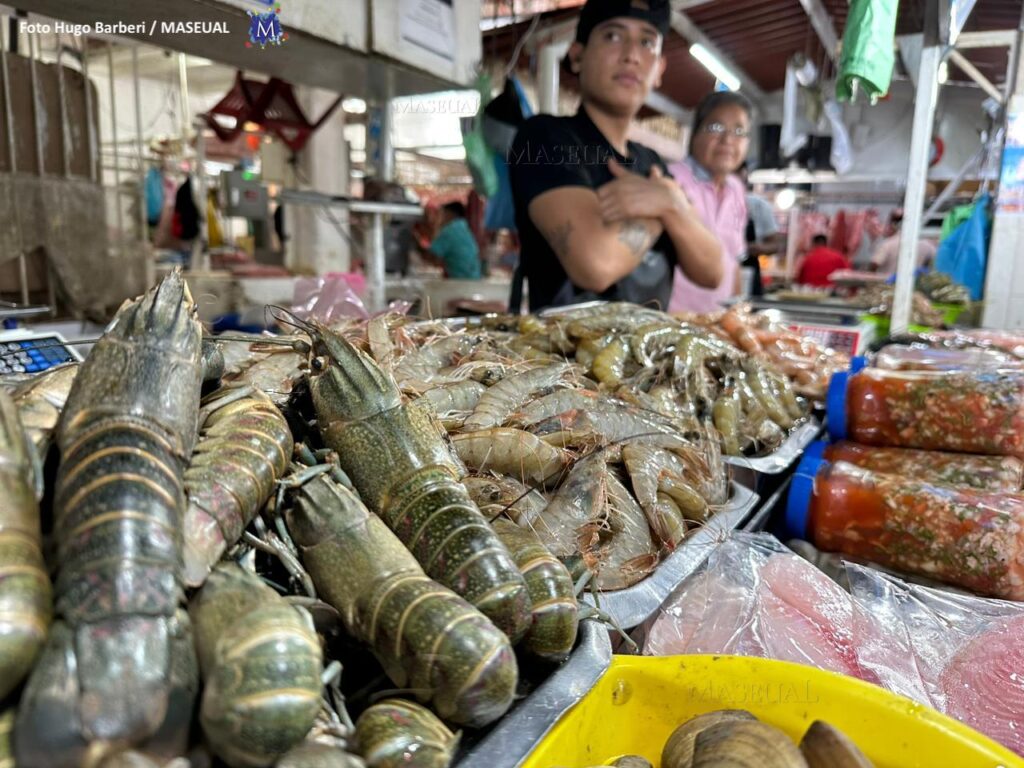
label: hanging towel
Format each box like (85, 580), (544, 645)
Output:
(837, 0), (899, 103)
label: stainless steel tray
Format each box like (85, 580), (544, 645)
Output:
(456, 618), (612, 768)
(581, 481), (759, 630)
(743, 476), (792, 533)
(722, 416), (822, 475)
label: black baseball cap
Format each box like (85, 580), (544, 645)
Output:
(575, 0), (671, 44)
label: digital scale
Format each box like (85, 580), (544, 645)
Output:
(0, 330), (82, 375)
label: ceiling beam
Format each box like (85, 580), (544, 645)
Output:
(670, 9), (765, 99)
(795, 0), (841, 61)
(645, 90), (693, 123)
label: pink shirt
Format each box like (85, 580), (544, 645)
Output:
(667, 158), (747, 313)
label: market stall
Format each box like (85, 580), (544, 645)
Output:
(1, 0), (1024, 766)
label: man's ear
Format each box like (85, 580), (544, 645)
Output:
(568, 41), (585, 74)
(653, 53), (667, 89)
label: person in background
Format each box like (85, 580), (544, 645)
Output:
(508, 0), (722, 312)
(796, 234), (851, 287)
(741, 171), (785, 297)
(416, 202), (482, 280)
(869, 210), (936, 275)
(669, 92), (753, 313)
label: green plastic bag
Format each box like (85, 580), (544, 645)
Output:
(462, 73), (499, 197)
(837, 0), (899, 103)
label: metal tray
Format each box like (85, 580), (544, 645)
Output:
(743, 476), (792, 534)
(581, 481), (759, 630)
(722, 416), (822, 475)
(456, 618), (612, 768)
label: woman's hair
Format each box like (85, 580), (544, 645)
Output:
(690, 91), (755, 149)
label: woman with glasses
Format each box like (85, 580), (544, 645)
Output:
(668, 91), (754, 313)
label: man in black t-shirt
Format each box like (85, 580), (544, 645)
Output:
(509, 0), (723, 312)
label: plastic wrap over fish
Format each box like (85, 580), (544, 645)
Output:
(643, 531), (1024, 757)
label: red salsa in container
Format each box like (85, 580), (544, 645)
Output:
(787, 454), (1024, 600)
(827, 368), (1024, 458)
(823, 441), (1024, 492)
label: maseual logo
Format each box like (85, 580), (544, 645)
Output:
(246, 2), (287, 48)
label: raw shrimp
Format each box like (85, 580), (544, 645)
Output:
(589, 472), (658, 590)
(462, 475), (549, 527)
(528, 452), (609, 565)
(462, 363), (575, 432)
(451, 428), (570, 489)
(592, 338), (630, 387)
(712, 381), (743, 456)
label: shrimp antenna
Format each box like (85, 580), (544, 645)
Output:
(267, 305), (316, 335)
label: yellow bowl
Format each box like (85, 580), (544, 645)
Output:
(523, 655), (1024, 768)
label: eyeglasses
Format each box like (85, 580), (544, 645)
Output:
(701, 122), (750, 139)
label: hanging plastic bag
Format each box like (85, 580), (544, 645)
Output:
(144, 167), (165, 226)
(780, 62), (808, 157)
(484, 77), (535, 232)
(934, 193), (991, 300)
(462, 73), (499, 198)
(824, 99), (854, 174)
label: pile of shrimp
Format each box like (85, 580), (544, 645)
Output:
(691, 305), (850, 400)
(323, 302), (813, 591)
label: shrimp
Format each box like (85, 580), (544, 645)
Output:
(462, 363), (575, 432)
(720, 309), (764, 356)
(741, 360), (793, 429)
(712, 380), (743, 456)
(589, 471), (658, 591)
(510, 389), (605, 428)
(528, 451), (609, 566)
(462, 474), (549, 527)
(592, 338), (630, 387)
(451, 428), (571, 489)
(417, 381), (487, 417)
(622, 443), (709, 533)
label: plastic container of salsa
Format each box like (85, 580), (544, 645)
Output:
(827, 368), (1024, 458)
(818, 440), (1024, 492)
(786, 453), (1024, 600)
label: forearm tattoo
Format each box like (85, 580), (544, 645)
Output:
(550, 219), (574, 258)
(618, 219), (655, 257)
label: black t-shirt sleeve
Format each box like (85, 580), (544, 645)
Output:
(508, 117), (595, 209)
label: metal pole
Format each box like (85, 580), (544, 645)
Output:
(132, 45), (153, 290)
(948, 49), (1004, 103)
(784, 205), (800, 281)
(379, 99), (394, 183)
(177, 52), (190, 144)
(538, 42), (563, 115)
(107, 42), (124, 251)
(0, 16), (16, 172)
(82, 38), (96, 183)
(56, 37), (71, 177)
(922, 144), (985, 222)
(366, 214), (385, 312)
(192, 121), (207, 272)
(1, 19), (27, 306)
(892, 44), (943, 334)
(28, 32), (44, 177)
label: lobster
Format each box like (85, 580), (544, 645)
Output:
(354, 699), (458, 768)
(302, 321), (531, 642)
(190, 561), (322, 767)
(0, 390), (51, 698)
(286, 473), (518, 728)
(15, 271), (203, 767)
(491, 519), (578, 664)
(183, 386), (293, 587)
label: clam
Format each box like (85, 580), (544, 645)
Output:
(661, 710), (758, 768)
(612, 757), (654, 768)
(799, 721), (874, 768)
(692, 720), (808, 768)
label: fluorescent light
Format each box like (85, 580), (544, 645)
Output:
(342, 97), (367, 114)
(938, 61), (949, 84)
(776, 188), (796, 211)
(689, 43), (741, 92)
